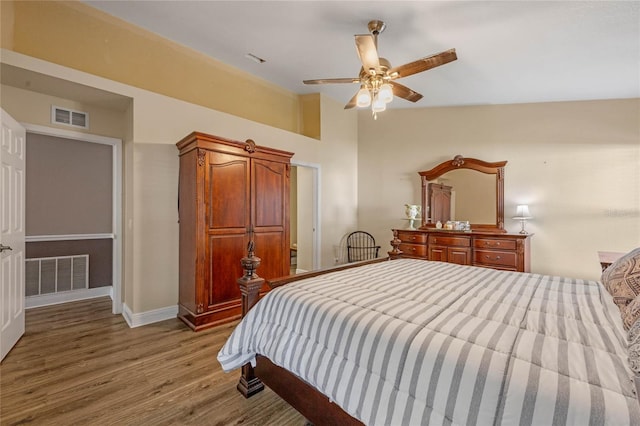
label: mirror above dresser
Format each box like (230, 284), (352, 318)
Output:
(419, 155), (506, 233)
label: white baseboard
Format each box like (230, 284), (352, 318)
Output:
(122, 303), (178, 328)
(26, 286), (113, 309)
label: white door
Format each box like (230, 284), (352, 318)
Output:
(0, 109), (26, 362)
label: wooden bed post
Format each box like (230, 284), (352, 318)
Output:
(389, 229), (403, 258)
(236, 240), (265, 398)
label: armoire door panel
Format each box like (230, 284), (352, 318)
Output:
(254, 232), (288, 280)
(207, 153), (250, 230)
(208, 234), (246, 305)
(252, 160), (286, 228)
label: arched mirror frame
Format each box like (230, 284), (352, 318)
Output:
(418, 155), (507, 233)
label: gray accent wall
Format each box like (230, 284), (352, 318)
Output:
(26, 133), (112, 235)
(25, 239), (112, 291)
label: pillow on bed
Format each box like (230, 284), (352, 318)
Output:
(628, 318), (640, 399)
(623, 295), (640, 330)
(602, 247), (640, 309)
(628, 319), (640, 400)
(628, 318), (640, 376)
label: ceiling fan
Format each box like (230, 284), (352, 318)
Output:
(303, 20), (457, 118)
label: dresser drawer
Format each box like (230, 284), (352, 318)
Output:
(398, 243), (427, 257)
(474, 238), (517, 251)
(397, 231), (427, 244)
(428, 235), (471, 247)
(474, 249), (517, 268)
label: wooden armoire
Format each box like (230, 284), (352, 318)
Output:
(176, 132), (293, 331)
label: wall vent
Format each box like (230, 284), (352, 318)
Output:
(51, 105), (89, 129)
(26, 255), (89, 297)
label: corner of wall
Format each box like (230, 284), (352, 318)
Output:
(299, 93), (321, 140)
(122, 302), (178, 328)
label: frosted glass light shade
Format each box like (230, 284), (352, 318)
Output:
(356, 87), (372, 107)
(372, 96), (386, 112)
(378, 83), (393, 103)
(513, 204), (532, 219)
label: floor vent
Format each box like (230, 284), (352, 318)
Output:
(25, 255), (89, 297)
(51, 105), (89, 129)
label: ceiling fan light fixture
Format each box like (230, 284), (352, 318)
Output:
(302, 20), (457, 120)
(356, 86), (372, 107)
(378, 83), (393, 103)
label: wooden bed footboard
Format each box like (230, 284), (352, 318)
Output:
(235, 243), (383, 424)
(254, 355), (363, 425)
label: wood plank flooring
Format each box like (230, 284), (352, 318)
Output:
(0, 297), (305, 425)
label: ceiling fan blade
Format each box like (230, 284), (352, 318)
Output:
(303, 77), (360, 85)
(388, 48), (457, 79)
(392, 82), (423, 103)
(355, 34), (380, 74)
(344, 92), (358, 109)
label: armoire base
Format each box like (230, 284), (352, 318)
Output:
(177, 303), (241, 331)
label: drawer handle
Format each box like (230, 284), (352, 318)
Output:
(411, 247), (416, 251)
(433, 238), (437, 243)
(485, 255), (501, 260)
(485, 242), (500, 246)
(411, 236), (416, 241)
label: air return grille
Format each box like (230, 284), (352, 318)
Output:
(51, 105), (89, 129)
(25, 255), (89, 297)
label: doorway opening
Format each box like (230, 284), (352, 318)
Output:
(23, 124), (122, 314)
(290, 162), (320, 273)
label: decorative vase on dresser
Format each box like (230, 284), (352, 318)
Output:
(176, 131), (293, 331)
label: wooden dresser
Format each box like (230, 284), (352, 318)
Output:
(390, 229), (531, 272)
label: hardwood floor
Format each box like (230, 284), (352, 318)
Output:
(0, 297), (305, 425)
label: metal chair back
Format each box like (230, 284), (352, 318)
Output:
(346, 231), (381, 262)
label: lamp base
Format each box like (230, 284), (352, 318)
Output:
(518, 219), (529, 234)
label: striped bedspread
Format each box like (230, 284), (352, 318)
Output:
(218, 258), (640, 425)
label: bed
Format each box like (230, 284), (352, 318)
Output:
(218, 251), (640, 425)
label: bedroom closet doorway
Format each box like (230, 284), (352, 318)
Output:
(22, 124), (122, 316)
(290, 163), (320, 273)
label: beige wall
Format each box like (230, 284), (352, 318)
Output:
(358, 99), (640, 280)
(1, 84), (126, 139)
(1, 49), (359, 314)
(320, 95), (359, 264)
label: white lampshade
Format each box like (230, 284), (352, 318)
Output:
(378, 83), (394, 103)
(356, 87), (372, 107)
(513, 204), (532, 219)
(372, 95), (386, 113)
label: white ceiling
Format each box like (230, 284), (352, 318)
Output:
(82, 1), (639, 109)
